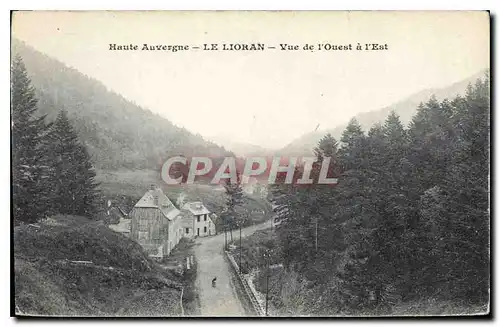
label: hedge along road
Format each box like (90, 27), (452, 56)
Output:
(193, 219), (272, 316)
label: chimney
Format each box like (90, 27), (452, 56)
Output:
(150, 184), (156, 190)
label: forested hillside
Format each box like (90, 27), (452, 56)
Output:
(280, 69), (489, 157)
(12, 39), (231, 170)
(264, 75), (490, 315)
(12, 53), (190, 316)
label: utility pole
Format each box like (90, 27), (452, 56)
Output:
(315, 218), (318, 253)
(224, 227), (227, 250)
(264, 251), (270, 316)
(239, 222), (242, 274)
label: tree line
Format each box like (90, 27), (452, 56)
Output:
(12, 55), (100, 225)
(268, 74), (490, 314)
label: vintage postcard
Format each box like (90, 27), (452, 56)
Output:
(11, 11), (490, 317)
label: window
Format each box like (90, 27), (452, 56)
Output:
(151, 228), (160, 240)
(197, 228), (200, 236)
(204, 226), (207, 233)
(204, 215), (207, 221)
(138, 231), (148, 241)
(197, 216), (200, 222)
(185, 228), (189, 234)
(138, 219), (148, 232)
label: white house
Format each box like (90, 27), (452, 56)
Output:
(181, 201), (216, 238)
(242, 177), (268, 197)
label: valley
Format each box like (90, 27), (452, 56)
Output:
(11, 20), (490, 318)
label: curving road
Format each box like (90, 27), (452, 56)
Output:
(193, 220), (272, 316)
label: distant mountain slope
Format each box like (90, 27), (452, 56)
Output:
(207, 135), (274, 157)
(11, 39), (232, 169)
(279, 69), (489, 157)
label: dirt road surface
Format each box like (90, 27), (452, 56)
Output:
(193, 220), (272, 316)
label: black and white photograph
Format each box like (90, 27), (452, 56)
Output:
(10, 11), (490, 317)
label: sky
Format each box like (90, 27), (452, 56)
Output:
(12, 11), (489, 149)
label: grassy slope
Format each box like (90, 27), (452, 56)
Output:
(162, 239), (201, 316)
(14, 215), (184, 317)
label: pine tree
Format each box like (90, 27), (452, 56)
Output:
(335, 121), (391, 311)
(264, 77), (490, 314)
(223, 173), (245, 241)
(436, 76), (490, 303)
(46, 110), (100, 217)
(11, 54), (51, 224)
(310, 134), (341, 266)
(339, 118), (366, 171)
(314, 133), (338, 161)
(383, 111), (407, 149)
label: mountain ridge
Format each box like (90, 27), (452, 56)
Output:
(278, 68), (489, 157)
(12, 38), (488, 162)
(11, 38), (232, 170)
(206, 135), (276, 157)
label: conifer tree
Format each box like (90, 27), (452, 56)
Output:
(11, 55), (51, 224)
(310, 133), (341, 261)
(257, 76), (490, 314)
(46, 110), (100, 217)
(383, 111), (407, 149)
(314, 133), (338, 161)
(338, 118), (366, 171)
(223, 172), (245, 241)
(436, 77), (490, 303)
(335, 121), (389, 311)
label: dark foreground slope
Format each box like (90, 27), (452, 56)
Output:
(14, 215), (184, 317)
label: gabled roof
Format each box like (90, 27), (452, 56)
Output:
(135, 188), (174, 208)
(166, 208), (181, 220)
(133, 187), (181, 221)
(182, 201), (210, 216)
